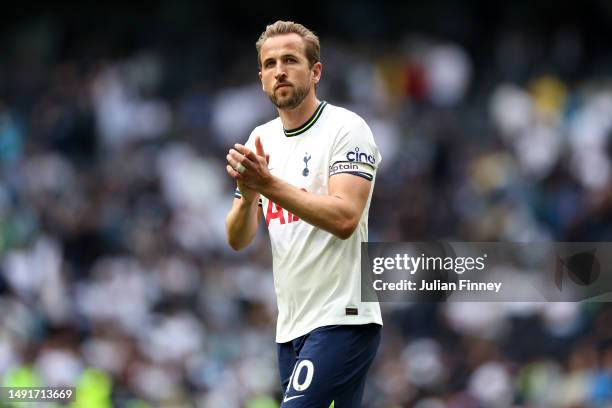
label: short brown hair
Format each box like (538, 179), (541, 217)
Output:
(255, 21), (320, 68)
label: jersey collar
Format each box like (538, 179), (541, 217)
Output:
(283, 101), (327, 137)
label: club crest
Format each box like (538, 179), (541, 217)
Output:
(302, 153), (311, 177)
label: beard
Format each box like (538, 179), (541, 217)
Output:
(268, 82), (311, 110)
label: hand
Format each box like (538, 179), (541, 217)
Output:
(227, 153), (259, 204)
(226, 136), (271, 197)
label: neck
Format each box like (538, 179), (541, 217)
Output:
(278, 94), (320, 130)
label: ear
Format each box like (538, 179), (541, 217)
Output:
(259, 70), (264, 90)
(312, 62), (322, 84)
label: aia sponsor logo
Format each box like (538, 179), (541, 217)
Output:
(265, 202), (299, 226)
(346, 147), (375, 164)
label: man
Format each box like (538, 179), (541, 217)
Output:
(225, 20), (382, 407)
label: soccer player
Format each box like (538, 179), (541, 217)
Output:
(225, 21), (382, 407)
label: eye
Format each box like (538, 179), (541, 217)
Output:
(264, 60), (275, 68)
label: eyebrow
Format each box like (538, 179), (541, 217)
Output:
(262, 53), (301, 65)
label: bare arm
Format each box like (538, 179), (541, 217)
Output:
(260, 173), (370, 239)
(225, 141), (270, 251)
(225, 195), (263, 251)
(227, 138), (371, 240)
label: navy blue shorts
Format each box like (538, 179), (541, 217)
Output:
(277, 324), (381, 407)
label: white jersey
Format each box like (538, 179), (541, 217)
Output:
(235, 101), (383, 343)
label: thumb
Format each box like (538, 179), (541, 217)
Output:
(255, 136), (266, 157)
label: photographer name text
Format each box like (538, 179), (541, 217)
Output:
(373, 279), (503, 293)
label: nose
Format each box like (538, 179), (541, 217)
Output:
(274, 62), (287, 80)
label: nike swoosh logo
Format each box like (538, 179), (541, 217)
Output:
(283, 395), (304, 402)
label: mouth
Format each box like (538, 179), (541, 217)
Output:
(275, 83), (292, 90)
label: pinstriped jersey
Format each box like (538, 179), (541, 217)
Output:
(235, 102), (383, 342)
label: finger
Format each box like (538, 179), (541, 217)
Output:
(226, 164), (241, 179)
(255, 136), (266, 158)
(226, 153), (242, 170)
(228, 149), (255, 169)
(234, 144), (259, 162)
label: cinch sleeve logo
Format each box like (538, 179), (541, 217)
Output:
(346, 147), (376, 165)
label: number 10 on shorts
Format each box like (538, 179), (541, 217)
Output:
(287, 360), (315, 393)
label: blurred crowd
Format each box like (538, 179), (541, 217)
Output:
(1, 3), (612, 407)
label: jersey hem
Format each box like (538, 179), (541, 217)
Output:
(275, 316), (383, 344)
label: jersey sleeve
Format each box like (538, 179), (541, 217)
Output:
(233, 129), (263, 207)
(329, 117), (381, 181)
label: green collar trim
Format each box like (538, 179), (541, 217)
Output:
(283, 101), (327, 137)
